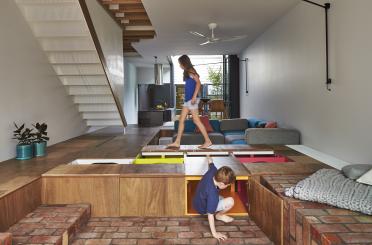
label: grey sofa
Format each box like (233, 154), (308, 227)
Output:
(172, 118), (301, 145)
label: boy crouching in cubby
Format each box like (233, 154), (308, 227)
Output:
(192, 155), (236, 241)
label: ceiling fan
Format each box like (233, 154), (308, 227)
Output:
(190, 23), (247, 46)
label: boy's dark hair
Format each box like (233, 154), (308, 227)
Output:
(215, 166), (235, 184)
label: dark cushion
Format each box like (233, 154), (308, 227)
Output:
(342, 164), (372, 180)
(174, 119), (220, 133)
(173, 132), (224, 145)
(220, 119), (248, 131)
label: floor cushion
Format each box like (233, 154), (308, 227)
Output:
(357, 168), (372, 185)
(342, 164), (372, 180)
(285, 169), (372, 215)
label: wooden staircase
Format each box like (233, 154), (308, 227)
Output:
(14, 0), (127, 127)
(99, 0), (156, 56)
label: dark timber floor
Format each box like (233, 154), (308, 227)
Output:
(0, 126), (161, 198)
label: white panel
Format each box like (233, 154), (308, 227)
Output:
(60, 75), (107, 86)
(16, 0), (77, 4)
(78, 104), (118, 112)
(73, 95), (115, 104)
(47, 51), (100, 64)
(67, 85), (111, 95)
(17, 1), (83, 22)
(52, 64), (104, 75)
(31, 21), (89, 37)
(82, 112), (121, 119)
(86, 119), (123, 126)
(40, 37), (95, 51)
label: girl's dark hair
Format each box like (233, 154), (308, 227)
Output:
(178, 55), (199, 81)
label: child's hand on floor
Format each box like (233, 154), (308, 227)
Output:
(212, 232), (227, 241)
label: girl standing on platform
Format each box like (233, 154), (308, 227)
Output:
(167, 55), (212, 149)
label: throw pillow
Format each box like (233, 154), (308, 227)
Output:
(195, 116), (213, 133)
(356, 168), (372, 185)
(342, 164), (372, 180)
(265, 121), (278, 128)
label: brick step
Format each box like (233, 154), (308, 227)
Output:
(6, 204), (91, 245)
(0, 233), (12, 245)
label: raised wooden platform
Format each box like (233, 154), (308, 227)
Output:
(140, 144), (274, 156)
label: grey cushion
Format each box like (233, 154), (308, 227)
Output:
(220, 119), (248, 132)
(173, 132), (225, 145)
(342, 164), (372, 180)
(245, 128), (300, 145)
(225, 134), (246, 144)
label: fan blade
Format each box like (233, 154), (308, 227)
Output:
(189, 31), (207, 38)
(200, 40), (211, 46)
(220, 35), (247, 42)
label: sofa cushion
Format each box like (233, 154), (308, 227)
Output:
(231, 139), (247, 145)
(175, 119), (220, 133)
(220, 119), (248, 131)
(265, 121), (278, 128)
(173, 132), (225, 145)
(342, 164), (372, 180)
(223, 130), (245, 136)
(246, 128), (300, 145)
(248, 118), (267, 128)
(195, 116), (213, 133)
(225, 133), (246, 144)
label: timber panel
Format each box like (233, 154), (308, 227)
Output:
(248, 178), (283, 245)
(42, 176), (120, 217)
(120, 177), (185, 216)
(0, 178), (41, 232)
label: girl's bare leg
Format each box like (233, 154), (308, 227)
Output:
(167, 107), (190, 148)
(190, 109), (212, 149)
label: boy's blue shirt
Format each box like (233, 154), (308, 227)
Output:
(192, 163), (219, 214)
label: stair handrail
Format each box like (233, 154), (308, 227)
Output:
(78, 0), (127, 127)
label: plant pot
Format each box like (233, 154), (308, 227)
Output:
(16, 144), (33, 160)
(34, 141), (47, 157)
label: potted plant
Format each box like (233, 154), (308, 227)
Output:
(32, 122), (49, 157)
(13, 123), (34, 160)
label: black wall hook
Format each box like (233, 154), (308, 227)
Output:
(303, 0), (332, 91)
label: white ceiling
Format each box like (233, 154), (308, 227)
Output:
(133, 0), (300, 62)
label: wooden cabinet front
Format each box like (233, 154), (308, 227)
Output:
(120, 177), (185, 216)
(42, 176), (120, 217)
(248, 178), (283, 245)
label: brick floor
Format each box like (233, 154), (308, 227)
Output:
(7, 203), (91, 245)
(262, 175), (372, 245)
(0, 233), (12, 245)
(71, 216), (273, 245)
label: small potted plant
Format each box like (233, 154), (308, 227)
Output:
(32, 122), (49, 157)
(13, 123), (34, 160)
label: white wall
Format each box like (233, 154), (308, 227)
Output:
(239, 0), (372, 164)
(136, 66), (170, 84)
(0, 0), (87, 162)
(124, 62), (138, 124)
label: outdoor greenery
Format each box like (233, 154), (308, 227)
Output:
(207, 67), (223, 97)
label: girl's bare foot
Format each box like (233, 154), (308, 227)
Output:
(215, 214), (234, 223)
(198, 141), (212, 149)
(166, 143), (180, 149)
